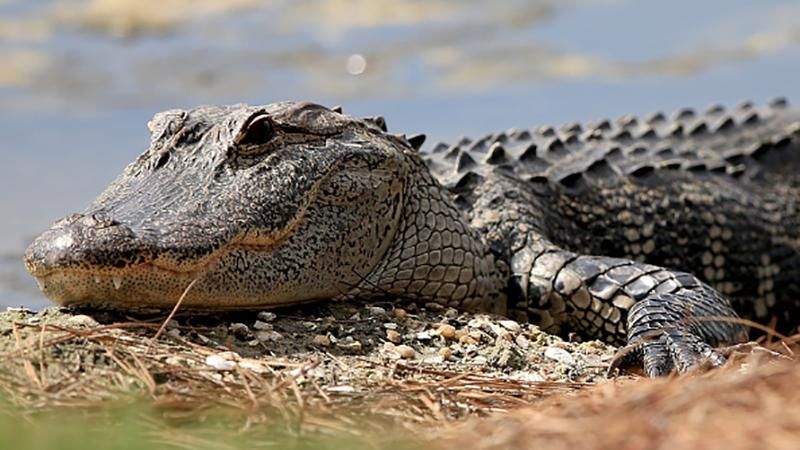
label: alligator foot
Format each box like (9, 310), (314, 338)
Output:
(609, 290), (743, 377)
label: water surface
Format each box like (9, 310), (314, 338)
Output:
(2, 0), (799, 308)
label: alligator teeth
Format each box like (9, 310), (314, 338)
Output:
(94, 276), (101, 284)
(35, 277), (46, 291)
(112, 276), (122, 290)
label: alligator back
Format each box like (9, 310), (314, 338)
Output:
(422, 99), (800, 329)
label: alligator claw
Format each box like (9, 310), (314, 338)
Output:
(608, 329), (727, 377)
(642, 328), (726, 376)
(609, 287), (744, 377)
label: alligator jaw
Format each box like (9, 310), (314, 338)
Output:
(25, 225), (300, 309)
(31, 265), (198, 309)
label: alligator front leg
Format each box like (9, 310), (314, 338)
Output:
(511, 246), (748, 376)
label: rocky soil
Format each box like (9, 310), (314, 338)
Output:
(0, 300), (620, 426)
(1, 300), (793, 450)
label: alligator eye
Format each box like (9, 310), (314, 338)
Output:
(237, 114), (275, 147)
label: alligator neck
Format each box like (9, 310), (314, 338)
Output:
(353, 157), (509, 314)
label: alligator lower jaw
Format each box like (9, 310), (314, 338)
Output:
(31, 262), (286, 310)
(30, 264), (198, 309)
(33, 261), (337, 311)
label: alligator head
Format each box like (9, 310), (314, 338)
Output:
(24, 102), (428, 309)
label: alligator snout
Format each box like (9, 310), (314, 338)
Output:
(24, 212), (150, 277)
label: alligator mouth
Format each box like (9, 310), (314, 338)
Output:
(28, 238), (288, 278)
(27, 228), (298, 309)
(31, 261), (203, 309)
(33, 261), (201, 290)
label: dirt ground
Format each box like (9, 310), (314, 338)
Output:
(0, 301), (796, 449)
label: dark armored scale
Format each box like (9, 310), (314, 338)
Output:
(24, 99), (800, 376)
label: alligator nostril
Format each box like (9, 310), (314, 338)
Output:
(88, 213), (120, 228)
(25, 212), (143, 277)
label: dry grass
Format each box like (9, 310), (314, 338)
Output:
(438, 342), (800, 450)
(0, 307), (797, 449)
(0, 309), (592, 445)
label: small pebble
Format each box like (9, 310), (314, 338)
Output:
(312, 334), (331, 346)
(386, 329), (401, 343)
(510, 371), (546, 383)
(438, 347), (453, 360)
(368, 306), (387, 316)
(395, 345), (416, 359)
(415, 331), (432, 341)
(467, 317), (488, 328)
(338, 340), (363, 353)
(459, 334), (478, 346)
(393, 308), (407, 319)
(253, 320), (273, 331)
(230, 323), (250, 339)
(499, 320), (521, 333)
(166, 328), (181, 338)
(544, 347), (576, 365)
(420, 353), (445, 365)
(472, 355), (488, 365)
(205, 354), (236, 371)
(383, 322), (398, 330)
(256, 330), (283, 342)
(257, 311), (277, 322)
(437, 324), (456, 340)
(66, 314), (98, 328)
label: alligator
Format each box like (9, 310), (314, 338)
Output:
(24, 99), (800, 376)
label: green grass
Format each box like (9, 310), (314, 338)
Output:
(0, 401), (425, 450)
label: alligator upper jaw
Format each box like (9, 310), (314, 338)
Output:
(24, 210), (211, 307)
(24, 211), (153, 276)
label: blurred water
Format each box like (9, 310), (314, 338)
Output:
(1, 0), (799, 308)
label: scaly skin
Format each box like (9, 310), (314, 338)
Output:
(24, 99), (800, 376)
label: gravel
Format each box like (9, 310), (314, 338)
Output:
(1, 300), (620, 392)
